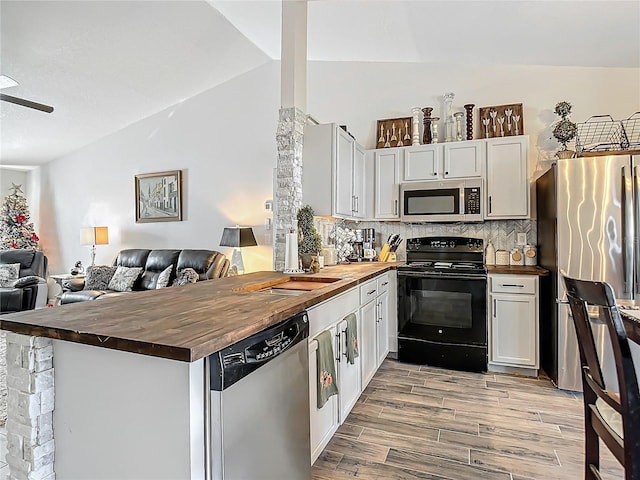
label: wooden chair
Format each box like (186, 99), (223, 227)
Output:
(561, 273), (640, 480)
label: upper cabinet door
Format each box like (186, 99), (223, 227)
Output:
(403, 144), (442, 181)
(374, 149), (401, 220)
(334, 128), (355, 218)
(443, 140), (484, 178)
(485, 136), (529, 219)
(352, 143), (366, 219)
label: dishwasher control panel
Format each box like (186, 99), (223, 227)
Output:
(209, 311), (309, 391)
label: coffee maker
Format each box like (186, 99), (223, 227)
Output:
(348, 228), (375, 261)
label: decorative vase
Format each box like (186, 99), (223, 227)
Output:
(309, 255), (320, 274)
(431, 117), (440, 144)
(556, 150), (575, 159)
(454, 112), (465, 141)
(464, 104), (475, 140)
(443, 92), (455, 142)
(300, 253), (313, 271)
(422, 107), (433, 144)
(411, 107), (421, 145)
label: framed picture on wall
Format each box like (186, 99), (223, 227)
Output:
(134, 170), (183, 223)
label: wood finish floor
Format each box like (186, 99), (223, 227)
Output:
(312, 359), (624, 480)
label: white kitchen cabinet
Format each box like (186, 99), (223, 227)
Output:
(337, 314), (362, 420)
(376, 290), (390, 367)
(400, 141), (482, 181)
(360, 272), (393, 386)
(489, 274), (539, 370)
(303, 123), (366, 220)
(359, 278), (379, 389)
(307, 287), (360, 462)
(352, 142), (366, 219)
(485, 135), (529, 219)
(443, 140), (484, 179)
(403, 144), (442, 181)
(308, 323), (339, 462)
(374, 148), (401, 219)
(335, 127), (355, 217)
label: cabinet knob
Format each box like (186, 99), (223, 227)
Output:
(445, 171), (449, 175)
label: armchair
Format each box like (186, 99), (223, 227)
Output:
(0, 249), (48, 313)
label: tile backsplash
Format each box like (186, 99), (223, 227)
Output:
(314, 218), (536, 262)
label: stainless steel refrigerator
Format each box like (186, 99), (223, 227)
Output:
(537, 153), (640, 391)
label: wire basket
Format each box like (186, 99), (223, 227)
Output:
(575, 115), (629, 153)
(621, 112), (640, 149)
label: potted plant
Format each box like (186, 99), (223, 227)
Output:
(297, 205), (322, 271)
(552, 101), (577, 158)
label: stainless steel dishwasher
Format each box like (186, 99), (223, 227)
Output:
(207, 311), (310, 480)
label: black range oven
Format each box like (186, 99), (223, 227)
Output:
(397, 237), (487, 372)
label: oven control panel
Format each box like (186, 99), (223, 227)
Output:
(406, 237), (484, 250)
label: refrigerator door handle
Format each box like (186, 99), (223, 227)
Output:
(622, 165), (634, 295)
(634, 165), (640, 297)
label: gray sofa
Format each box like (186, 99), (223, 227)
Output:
(0, 249), (49, 313)
(60, 248), (229, 305)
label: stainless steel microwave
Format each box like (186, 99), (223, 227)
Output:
(400, 179), (483, 222)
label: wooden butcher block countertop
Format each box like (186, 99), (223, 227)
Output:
(487, 265), (549, 275)
(0, 263), (398, 363)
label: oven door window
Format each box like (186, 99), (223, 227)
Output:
(398, 275), (487, 345)
(411, 290), (471, 328)
(404, 188), (459, 216)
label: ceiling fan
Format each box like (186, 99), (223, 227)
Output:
(0, 75), (54, 113)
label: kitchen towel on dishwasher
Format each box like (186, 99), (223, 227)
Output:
(315, 330), (339, 408)
(345, 313), (359, 364)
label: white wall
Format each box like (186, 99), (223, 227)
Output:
(38, 62), (280, 274)
(0, 169), (28, 199)
(307, 61), (640, 179)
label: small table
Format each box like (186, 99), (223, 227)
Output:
(50, 273), (85, 306)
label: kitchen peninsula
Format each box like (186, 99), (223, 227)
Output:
(0, 263), (397, 480)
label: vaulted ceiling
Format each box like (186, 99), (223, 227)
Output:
(1, 0), (638, 167)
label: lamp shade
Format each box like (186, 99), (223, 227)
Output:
(80, 226), (109, 246)
(219, 226), (257, 248)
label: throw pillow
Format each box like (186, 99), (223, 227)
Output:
(11, 275), (42, 288)
(108, 266), (143, 292)
(155, 265), (173, 289)
(84, 265), (118, 290)
(0, 263), (20, 287)
(172, 268), (199, 286)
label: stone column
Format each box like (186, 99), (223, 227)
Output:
(4, 332), (55, 480)
(274, 1), (308, 271)
(274, 107), (306, 271)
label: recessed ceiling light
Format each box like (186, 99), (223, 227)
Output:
(0, 75), (19, 90)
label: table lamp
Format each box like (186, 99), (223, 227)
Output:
(81, 226), (109, 266)
(219, 226), (257, 275)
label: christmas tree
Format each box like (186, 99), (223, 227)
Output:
(0, 183), (39, 249)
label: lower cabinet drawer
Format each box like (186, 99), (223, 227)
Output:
(359, 279), (378, 305)
(490, 275), (536, 294)
(308, 287), (359, 338)
(377, 273), (390, 295)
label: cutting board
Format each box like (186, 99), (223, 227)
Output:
(274, 281), (331, 291)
